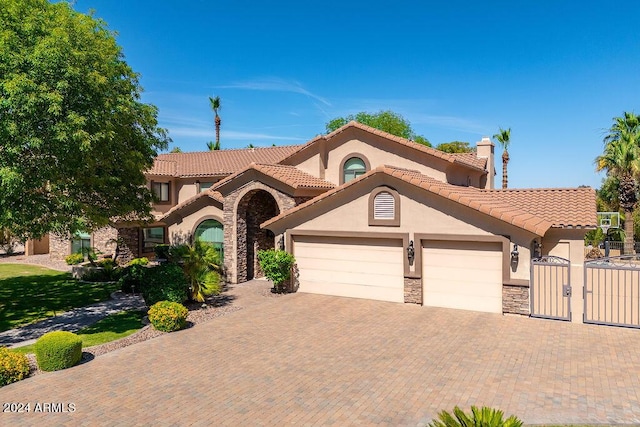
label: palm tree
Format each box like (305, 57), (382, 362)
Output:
(597, 112), (640, 255)
(209, 95), (221, 149)
(206, 141), (219, 151)
(493, 127), (511, 189)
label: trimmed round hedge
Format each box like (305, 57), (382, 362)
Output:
(34, 331), (82, 372)
(0, 347), (30, 386)
(148, 301), (188, 332)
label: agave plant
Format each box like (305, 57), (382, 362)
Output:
(429, 406), (523, 427)
(172, 240), (222, 302)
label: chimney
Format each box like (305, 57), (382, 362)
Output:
(476, 136), (495, 189)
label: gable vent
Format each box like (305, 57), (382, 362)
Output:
(374, 191), (395, 219)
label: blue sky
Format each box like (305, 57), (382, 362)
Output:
(74, 1), (640, 189)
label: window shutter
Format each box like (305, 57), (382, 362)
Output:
(374, 192), (395, 219)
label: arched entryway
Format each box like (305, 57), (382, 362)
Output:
(236, 190), (280, 282)
(194, 219), (224, 260)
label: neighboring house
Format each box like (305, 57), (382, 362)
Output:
(41, 121), (596, 319)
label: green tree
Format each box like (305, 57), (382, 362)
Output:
(325, 110), (431, 147)
(0, 0), (169, 240)
(170, 146), (183, 153)
(436, 141), (474, 153)
(493, 127), (512, 189)
(596, 112), (640, 254)
(208, 95), (221, 150)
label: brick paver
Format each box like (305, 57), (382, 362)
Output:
(2, 281), (640, 425)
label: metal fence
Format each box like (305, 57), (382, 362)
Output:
(584, 256), (640, 328)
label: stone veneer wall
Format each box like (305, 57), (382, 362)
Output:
(502, 284), (530, 315)
(114, 226), (140, 265)
(404, 278), (422, 304)
(49, 234), (70, 260)
(223, 182), (296, 284)
(92, 227), (118, 258)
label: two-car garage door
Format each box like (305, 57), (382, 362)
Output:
(422, 241), (503, 313)
(293, 236), (404, 303)
(293, 236), (503, 313)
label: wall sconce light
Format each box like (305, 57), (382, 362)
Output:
(407, 240), (415, 265)
(511, 243), (519, 263)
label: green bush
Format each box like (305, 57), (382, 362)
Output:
(148, 301), (188, 332)
(154, 244), (170, 260)
(0, 347), (30, 386)
(130, 257), (149, 266)
(141, 264), (189, 306)
(65, 253), (84, 265)
(429, 406), (523, 427)
(171, 240), (222, 302)
(80, 259), (121, 282)
(118, 264), (148, 293)
(34, 331), (83, 372)
(257, 249), (295, 292)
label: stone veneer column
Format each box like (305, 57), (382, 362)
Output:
(502, 284), (530, 315)
(114, 226), (140, 265)
(223, 182), (296, 284)
(404, 278), (422, 304)
(92, 226), (118, 258)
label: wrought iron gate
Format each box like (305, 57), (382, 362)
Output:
(584, 256), (640, 328)
(530, 256), (571, 321)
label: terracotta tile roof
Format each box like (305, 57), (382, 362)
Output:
(262, 166), (596, 236)
(150, 159), (177, 176)
(148, 145), (303, 178)
(487, 188), (597, 228)
(213, 163), (335, 191)
(158, 190), (224, 221)
(277, 121), (487, 172)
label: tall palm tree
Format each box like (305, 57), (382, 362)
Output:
(597, 112), (640, 255)
(209, 96), (221, 149)
(493, 127), (511, 189)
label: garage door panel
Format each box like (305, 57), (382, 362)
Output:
(423, 241), (503, 313)
(294, 236), (404, 303)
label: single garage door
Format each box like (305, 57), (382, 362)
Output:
(294, 235), (404, 303)
(422, 241), (503, 313)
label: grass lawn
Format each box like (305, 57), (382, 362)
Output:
(0, 263), (119, 332)
(12, 310), (146, 355)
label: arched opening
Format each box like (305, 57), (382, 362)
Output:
(194, 219), (224, 260)
(236, 190), (280, 282)
(343, 157), (366, 183)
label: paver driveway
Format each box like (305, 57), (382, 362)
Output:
(2, 280), (640, 426)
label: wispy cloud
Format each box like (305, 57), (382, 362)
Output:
(215, 77), (331, 107)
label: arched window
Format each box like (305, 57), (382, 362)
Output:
(194, 219), (224, 260)
(343, 157), (366, 183)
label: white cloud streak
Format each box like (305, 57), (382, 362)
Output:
(215, 77), (331, 107)
(168, 127), (305, 141)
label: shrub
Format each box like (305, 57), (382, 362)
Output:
(429, 406), (523, 427)
(148, 301), (188, 332)
(257, 249), (295, 292)
(118, 264), (148, 293)
(65, 253), (84, 265)
(34, 331), (82, 372)
(130, 257), (149, 266)
(154, 244), (170, 261)
(141, 264), (189, 306)
(0, 347), (30, 386)
(172, 240), (222, 302)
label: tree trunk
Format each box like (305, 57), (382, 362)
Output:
(502, 150), (509, 189)
(624, 209), (635, 255)
(215, 115), (221, 146)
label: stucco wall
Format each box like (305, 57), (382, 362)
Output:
(167, 204), (224, 245)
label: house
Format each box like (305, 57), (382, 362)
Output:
(43, 121), (596, 319)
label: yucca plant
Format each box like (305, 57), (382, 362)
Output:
(429, 406), (523, 427)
